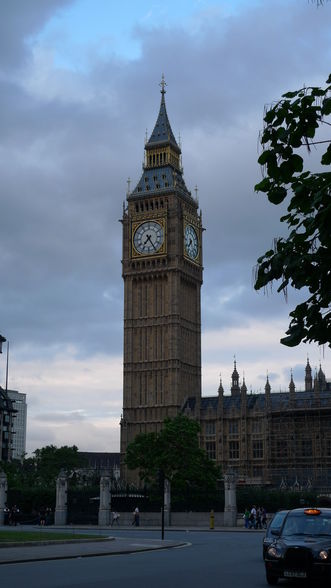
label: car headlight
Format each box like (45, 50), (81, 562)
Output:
(319, 550), (329, 561)
(267, 546), (282, 559)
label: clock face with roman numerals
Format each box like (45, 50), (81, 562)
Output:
(133, 220), (164, 255)
(184, 224), (199, 260)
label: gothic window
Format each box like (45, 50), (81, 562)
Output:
(229, 421), (239, 436)
(276, 440), (288, 459)
(326, 438), (331, 457)
(251, 420), (262, 434)
(229, 441), (239, 460)
(301, 439), (312, 458)
(206, 441), (216, 460)
(253, 440), (263, 459)
(205, 421), (216, 436)
(253, 466), (263, 478)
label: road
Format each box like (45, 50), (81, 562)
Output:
(0, 529), (276, 588)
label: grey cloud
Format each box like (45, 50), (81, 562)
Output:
(0, 0), (73, 70)
(35, 410), (86, 423)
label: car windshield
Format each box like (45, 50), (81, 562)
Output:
(267, 512), (287, 536)
(282, 513), (331, 537)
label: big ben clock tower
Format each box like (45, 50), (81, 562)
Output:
(120, 78), (203, 482)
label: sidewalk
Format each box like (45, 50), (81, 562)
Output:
(0, 525), (264, 565)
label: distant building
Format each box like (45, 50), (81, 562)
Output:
(185, 359), (331, 491)
(79, 452), (120, 481)
(0, 387), (16, 461)
(7, 389), (27, 460)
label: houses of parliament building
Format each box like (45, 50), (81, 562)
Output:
(120, 78), (331, 491)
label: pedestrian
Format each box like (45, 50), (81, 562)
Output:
(10, 505), (19, 526)
(111, 511), (120, 526)
(45, 507), (52, 526)
(39, 506), (46, 526)
(249, 505), (257, 529)
(243, 507), (250, 529)
(3, 504), (10, 526)
(256, 507), (262, 529)
(132, 507), (140, 526)
(261, 506), (267, 529)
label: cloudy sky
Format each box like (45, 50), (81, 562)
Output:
(1, 0), (330, 454)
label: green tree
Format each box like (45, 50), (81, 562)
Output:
(125, 415), (220, 492)
(254, 75), (331, 347)
(1, 445), (87, 489)
(33, 445), (87, 486)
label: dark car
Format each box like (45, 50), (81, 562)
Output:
(262, 510), (289, 558)
(264, 507), (331, 585)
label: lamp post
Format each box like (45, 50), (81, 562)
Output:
(0, 334), (6, 355)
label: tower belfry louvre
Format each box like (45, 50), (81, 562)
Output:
(120, 78), (203, 480)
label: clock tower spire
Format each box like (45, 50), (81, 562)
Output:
(120, 79), (203, 483)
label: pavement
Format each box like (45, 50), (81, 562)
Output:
(0, 525), (264, 565)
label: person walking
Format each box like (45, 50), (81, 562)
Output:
(132, 507), (140, 526)
(111, 511), (120, 526)
(243, 507), (250, 529)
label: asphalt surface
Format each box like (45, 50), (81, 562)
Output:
(0, 525), (263, 565)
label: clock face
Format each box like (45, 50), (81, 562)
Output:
(184, 224), (199, 260)
(133, 220), (164, 255)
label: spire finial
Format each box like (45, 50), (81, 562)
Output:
(160, 73), (167, 96)
(127, 177), (131, 196)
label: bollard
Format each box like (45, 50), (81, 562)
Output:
(210, 509), (215, 530)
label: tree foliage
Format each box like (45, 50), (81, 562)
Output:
(1, 445), (87, 489)
(254, 75), (331, 347)
(125, 415), (220, 492)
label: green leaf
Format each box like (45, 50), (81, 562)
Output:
(268, 186), (287, 204)
(322, 97), (331, 116)
(258, 150), (272, 165)
(282, 91), (298, 99)
(321, 144), (331, 165)
(289, 154), (304, 173)
(254, 178), (270, 193)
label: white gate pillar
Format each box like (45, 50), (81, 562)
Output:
(55, 471), (68, 525)
(223, 472), (237, 527)
(98, 476), (111, 526)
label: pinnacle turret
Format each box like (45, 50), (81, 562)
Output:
(130, 77), (194, 204)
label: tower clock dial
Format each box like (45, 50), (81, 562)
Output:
(184, 224), (199, 260)
(133, 220), (164, 255)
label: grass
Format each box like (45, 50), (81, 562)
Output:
(0, 530), (104, 543)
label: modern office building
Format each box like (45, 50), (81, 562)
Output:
(7, 389), (27, 460)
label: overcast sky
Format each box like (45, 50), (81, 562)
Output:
(1, 0), (330, 455)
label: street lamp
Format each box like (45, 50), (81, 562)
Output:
(0, 334), (6, 355)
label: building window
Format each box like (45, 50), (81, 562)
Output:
(301, 439), (312, 458)
(229, 421), (238, 436)
(206, 441), (216, 460)
(251, 420), (262, 434)
(276, 440), (288, 459)
(253, 466), (263, 478)
(326, 438), (331, 457)
(253, 440), (263, 459)
(229, 441), (239, 460)
(205, 421), (215, 436)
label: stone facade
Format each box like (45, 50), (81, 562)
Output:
(194, 361), (331, 491)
